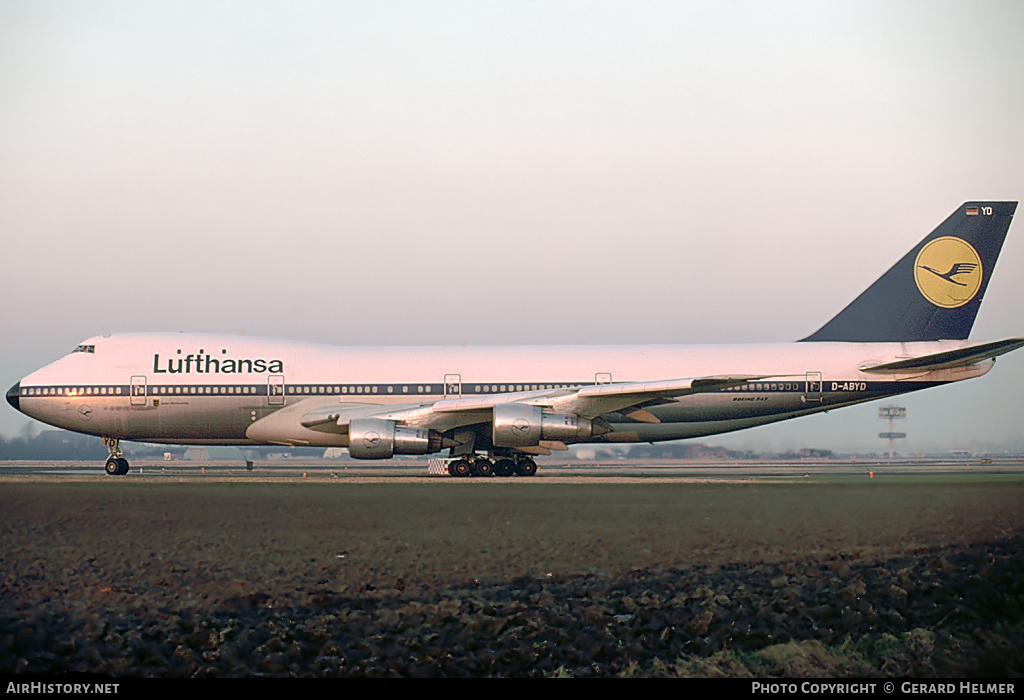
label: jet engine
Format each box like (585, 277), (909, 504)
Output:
(492, 403), (603, 447)
(348, 418), (444, 459)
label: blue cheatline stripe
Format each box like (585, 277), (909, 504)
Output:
(19, 379), (946, 399)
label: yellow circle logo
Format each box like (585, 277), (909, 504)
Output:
(914, 237), (983, 308)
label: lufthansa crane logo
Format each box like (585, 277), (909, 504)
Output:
(914, 237), (983, 309)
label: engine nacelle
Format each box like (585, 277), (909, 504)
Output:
(492, 403), (596, 447)
(348, 418), (442, 460)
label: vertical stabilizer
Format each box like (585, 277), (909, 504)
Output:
(802, 202), (1016, 342)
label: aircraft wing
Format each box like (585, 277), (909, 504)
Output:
(297, 374), (764, 433)
(299, 402), (433, 430)
(532, 375), (764, 421)
(859, 337), (1024, 372)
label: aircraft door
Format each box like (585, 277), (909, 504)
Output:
(130, 376), (147, 406)
(268, 375), (285, 405)
(804, 372), (822, 402)
(444, 374), (461, 398)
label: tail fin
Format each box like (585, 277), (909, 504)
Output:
(801, 201), (1017, 342)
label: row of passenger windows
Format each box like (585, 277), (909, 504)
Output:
(152, 386), (257, 395)
(25, 382), (812, 398)
(23, 386), (122, 396)
(22, 386), (261, 396)
(475, 384), (574, 392)
(25, 383), (581, 398)
(285, 384), (579, 395)
(289, 385), (419, 395)
(726, 383), (802, 391)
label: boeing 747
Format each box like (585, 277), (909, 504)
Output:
(7, 202), (1021, 476)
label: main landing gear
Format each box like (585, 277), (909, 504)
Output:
(103, 437), (129, 476)
(446, 455), (538, 478)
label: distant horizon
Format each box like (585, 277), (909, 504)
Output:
(3, 422), (1022, 460)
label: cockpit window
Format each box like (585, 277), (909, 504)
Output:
(72, 345), (95, 354)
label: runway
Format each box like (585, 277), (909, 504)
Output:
(3, 457), (1023, 482)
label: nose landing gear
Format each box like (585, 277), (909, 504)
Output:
(103, 438), (129, 476)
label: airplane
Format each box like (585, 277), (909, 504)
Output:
(6, 201), (1022, 477)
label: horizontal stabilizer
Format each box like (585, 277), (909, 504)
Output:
(860, 338), (1024, 372)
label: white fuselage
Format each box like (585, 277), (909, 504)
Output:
(12, 333), (991, 448)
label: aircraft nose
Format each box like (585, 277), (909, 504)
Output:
(6, 382), (20, 411)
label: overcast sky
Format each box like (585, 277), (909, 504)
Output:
(2, 1), (1023, 452)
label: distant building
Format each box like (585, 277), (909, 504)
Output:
(799, 448), (835, 459)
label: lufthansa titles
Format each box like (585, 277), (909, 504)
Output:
(153, 349), (284, 375)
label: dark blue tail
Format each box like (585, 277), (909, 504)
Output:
(802, 202), (1017, 342)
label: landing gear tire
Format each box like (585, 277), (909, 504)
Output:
(515, 458), (538, 477)
(105, 457), (129, 476)
(493, 458), (516, 477)
(450, 459), (472, 477)
(472, 459), (494, 477)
